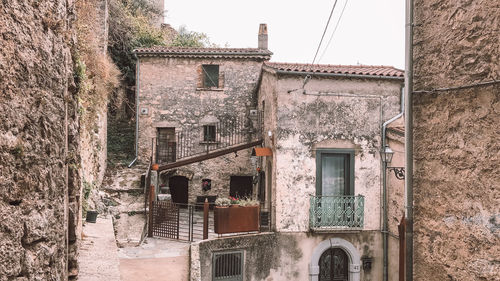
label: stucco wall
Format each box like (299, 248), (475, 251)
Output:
(137, 57), (264, 202)
(268, 73), (402, 232)
(412, 0), (499, 280)
(257, 71), (278, 227)
(192, 232), (385, 281)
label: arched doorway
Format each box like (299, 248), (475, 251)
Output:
(319, 248), (349, 281)
(310, 238), (361, 281)
(169, 176), (188, 204)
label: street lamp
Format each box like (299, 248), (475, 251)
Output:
(381, 145), (405, 180)
(381, 145), (394, 164)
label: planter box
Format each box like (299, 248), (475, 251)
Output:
(214, 205), (260, 234)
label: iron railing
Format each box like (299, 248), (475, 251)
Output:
(152, 112), (263, 164)
(150, 201), (216, 242)
(309, 195), (365, 229)
(212, 250), (244, 281)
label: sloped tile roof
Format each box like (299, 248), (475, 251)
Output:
(134, 47), (272, 60)
(265, 62), (404, 78)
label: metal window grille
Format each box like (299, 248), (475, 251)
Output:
(204, 125), (216, 142)
(212, 250), (244, 281)
(157, 128), (176, 163)
(203, 65), (219, 88)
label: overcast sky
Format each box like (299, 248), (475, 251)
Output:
(164, 0), (405, 69)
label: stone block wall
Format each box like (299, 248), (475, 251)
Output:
(413, 0), (500, 280)
(0, 1), (78, 280)
(137, 57), (264, 203)
(137, 57), (263, 161)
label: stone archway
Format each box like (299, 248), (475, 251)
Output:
(309, 238), (361, 281)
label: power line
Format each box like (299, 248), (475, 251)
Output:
(318, 0), (349, 63)
(312, 0), (339, 64)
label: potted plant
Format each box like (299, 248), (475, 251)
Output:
(214, 197), (260, 234)
(229, 196), (241, 207)
(215, 197), (231, 207)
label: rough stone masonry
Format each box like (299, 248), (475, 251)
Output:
(412, 0), (500, 280)
(0, 1), (79, 280)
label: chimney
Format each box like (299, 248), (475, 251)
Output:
(258, 24), (268, 50)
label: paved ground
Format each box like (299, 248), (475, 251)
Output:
(79, 164), (193, 281)
(78, 216), (121, 281)
(78, 215), (190, 281)
(119, 238), (190, 281)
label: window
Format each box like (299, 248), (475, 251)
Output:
(316, 149), (354, 196)
(157, 128), (176, 163)
(202, 65), (219, 88)
(203, 125), (216, 142)
(212, 250), (243, 281)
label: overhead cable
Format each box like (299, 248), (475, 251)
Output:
(318, 0), (350, 63)
(311, 0), (339, 64)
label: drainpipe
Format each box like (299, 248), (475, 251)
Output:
(404, 0), (415, 279)
(128, 54), (139, 168)
(382, 87), (404, 281)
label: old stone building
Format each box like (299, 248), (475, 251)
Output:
(188, 63), (406, 281)
(253, 63), (404, 281)
(137, 25), (408, 280)
(134, 26), (272, 204)
(411, 0), (500, 280)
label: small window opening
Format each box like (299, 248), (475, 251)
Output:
(204, 125), (216, 142)
(202, 65), (219, 88)
(213, 250), (243, 281)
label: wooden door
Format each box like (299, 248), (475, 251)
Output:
(169, 176), (188, 204)
(319, 248), (349, 281)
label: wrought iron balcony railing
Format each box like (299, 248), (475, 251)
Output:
(309, 195), (365, 229)
(152, 112), (263, 164)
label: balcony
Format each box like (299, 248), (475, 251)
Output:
(309, 195), (365, 231)
(153, 112), (263, 166)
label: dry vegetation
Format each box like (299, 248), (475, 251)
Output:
(75, 0), (121, 127)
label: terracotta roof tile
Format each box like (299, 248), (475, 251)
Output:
(264, 62), (404, 78)
(134, 47), (272, 60)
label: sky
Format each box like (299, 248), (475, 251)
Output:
(163, 0), (405, 69)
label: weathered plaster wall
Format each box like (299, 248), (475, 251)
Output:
(386, 126), (406, 281)
(192, 232), (384, 281)
(0, 1), (78, 280)
(412, 0), (500, 280)
(270, 74), (402, 232)
(138, 57), (264, 202)
(386, 126), (405, 236)
(257, 71), (278, 227)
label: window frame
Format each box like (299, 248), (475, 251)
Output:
(202, 64), (219, 88)
(203, 124), (216, 142)
(315, 149), (355, 196)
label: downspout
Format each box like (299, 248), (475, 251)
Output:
(382, 86), (404, 281)
(128, 53), (139, 168)
(404, 0), (415, 279)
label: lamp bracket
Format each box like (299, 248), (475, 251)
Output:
(387, 167), (405, 180)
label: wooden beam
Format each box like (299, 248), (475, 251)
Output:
(157, 140), (263, 172)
